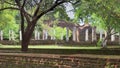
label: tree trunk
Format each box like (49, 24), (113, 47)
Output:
(21, 38), (29, 51)
(101, 38), (107, 48)
(101, 34), (109, 48)
(21, 20), (37, 52)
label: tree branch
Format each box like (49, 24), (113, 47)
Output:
(33, 0), (43, 17)
(22, 0), (27, 8)
(20, 10), (25, 35)
(22, 11), (31, 23)
(15, 0), (21, 7)
(112, 12), (120, 19)
(33, 0), (42, 5)
(36, 0), (67, 20)
(0, 7), (19, 11)
(18, 0), (32, 23)
(111, 32), (118, 35)
(4, 1), (17, 6)
(69, 0), (81, 5)
(24, 11), (32, 17)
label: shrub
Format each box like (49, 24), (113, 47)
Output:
(97, 39), (102, 47)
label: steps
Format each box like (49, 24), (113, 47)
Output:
(0, 53), (120, 68)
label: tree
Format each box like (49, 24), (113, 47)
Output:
(74, 0), (120, 47)
(0, 0), (79, 51)
(41, 20), (72, 40)
(0, 10), (19, 39)
(36, 5), (71, 31)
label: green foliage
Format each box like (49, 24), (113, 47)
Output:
(54, 11), (59, 19)
(0, 44), (2, 46)
(52, 5), (70, 21)
(90, 13), (106, 31)
(49, 26), (72, 40)
(0, 10), (19, 39)
(41, 19), (72, 40)
(42, 24), (72, 40)
(37, 9), (70, 31)
(97, 39), (102, 47)
(50, 27), (64, 39)
(105, 62), (115, 68)
(74, 0), (120, 35)
(74, 0), (92, 23)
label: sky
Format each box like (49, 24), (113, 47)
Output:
(64, 3), (84, 25)
(64, 3), (74, 19)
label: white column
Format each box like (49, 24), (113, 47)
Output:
(0, 30), (3, 40)
(85, 29), (89, 41)
(76, 29), (80, 42)
(9, 30), (15, 40)
(104, 31), (107, 38)
(9, 30), (12, 40)
(73, 27), (76, 41)
(35, 30), (40, 40)
(19, 30), (22, 40)
(53, 29), (56, 40)
(50, 29), (56, 40)
(111, 34), (115, 41)
(119, 32), (120, 45)
(37, 32), (40, 40)
(51, 36), (53, 40)
(50, 29), (53, 40)
(61, 32), (63, 40)
(94, 29), (97, 41)
(42, 30), (45, 40)
(100, 31), (103, 40)
(66, 27), (69, 42)
(11, 30), (15, 40)
(45, 30), (48, 40)
(34, 30), (38, 40)
(43, 30), (48, 40)
(92, 28), (94, 42)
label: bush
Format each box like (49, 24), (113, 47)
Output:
(97, 39), (102, 47)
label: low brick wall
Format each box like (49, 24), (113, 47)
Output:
(0, 40), (119, 45)
(0, 53), (120, 68)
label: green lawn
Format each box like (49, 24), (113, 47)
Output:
(0, 45), (120, 55)
(0, 45), (120, 49)
(0, 45), (102, 49)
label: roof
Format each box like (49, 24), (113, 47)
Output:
(44, 20), (92, 31)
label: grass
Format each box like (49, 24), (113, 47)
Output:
(0, 45), (102, 49)
(29, 45), (102, 49)
(0, 44), (120, 49)
(0, 45), (120, 55)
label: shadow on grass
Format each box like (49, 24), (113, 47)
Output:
(0, 47), (120, 55)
